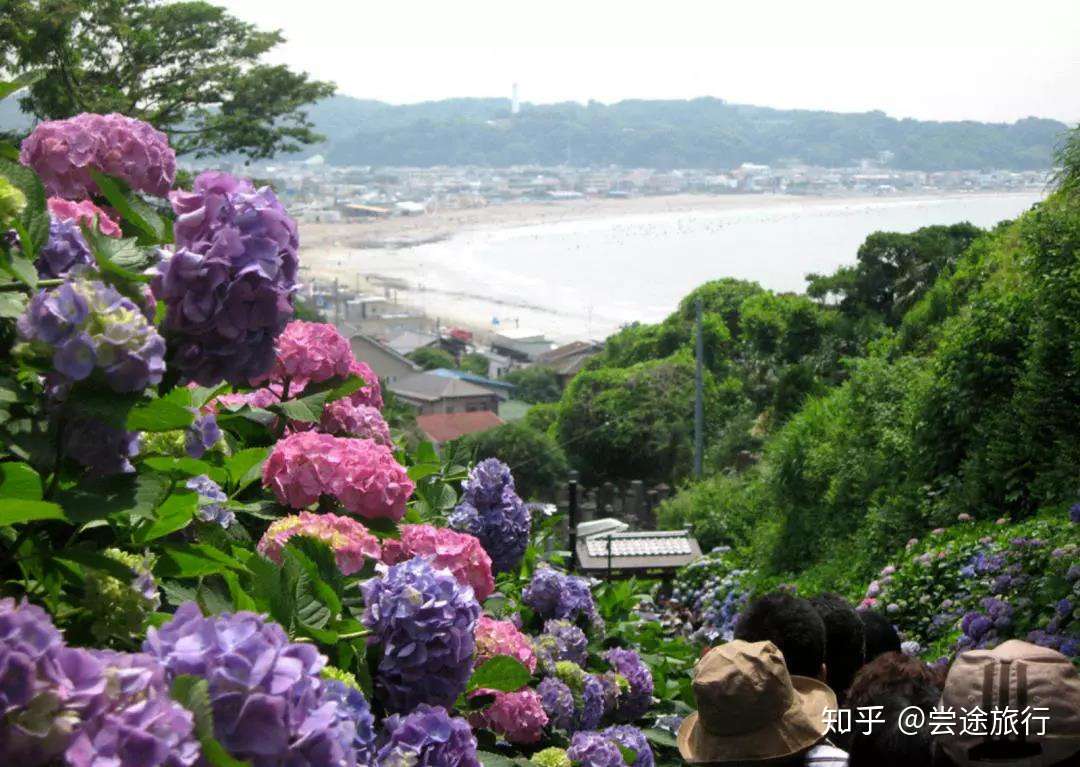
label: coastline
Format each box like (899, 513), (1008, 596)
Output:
(297, 190), (1044, 342)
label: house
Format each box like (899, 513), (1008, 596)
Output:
(385, 329), (440, 357)
(428, 368), (515, 402)
(416, 411), (504, 446)
(535, 340), (603, 388)
(491, 329), (555, 363)
(347, 334), (421, 385)
(388, 371), (500, 415)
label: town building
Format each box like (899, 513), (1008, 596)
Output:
(348, 334), (421, 385)
(416, 411), (505, 446)
(388, 371), (500, 415)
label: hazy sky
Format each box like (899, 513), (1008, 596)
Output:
(219, 0), (1080, 124)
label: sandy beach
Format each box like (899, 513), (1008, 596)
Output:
(298, 191), (1043, 341)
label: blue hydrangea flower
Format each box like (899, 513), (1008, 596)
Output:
(184, 413), (221, 459)
(63, 414), (141, 475)
(601, 725), (654, 767)
(361, 557), (481, 713)
(534, 619), (589, 675)
(186, 475), (235, 528)
(18, 273), (166, 393)
(566, 731), (623, 767)
(449, 458), (531, 573)
(35, 216), (93, 279)
(603, 648), (653, 722)
(522, 566), (600, 627)
(538, 677), (575, 731)
(143, 602), (357, 767)
(321, 679), (375, 766)
(376, 704), (480, 767)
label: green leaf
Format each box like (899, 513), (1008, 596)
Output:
(0, 247), (37, 289)
(0, 143), (17, 162)
(0, 158), (47, 258)
(225, 447), (269, 495)
(0, 499), (67, 525)
(133, 490), (198, 543)
(53, 549), (137, 582)
(89, 170), (170, 244)
(171, 675), (250, 767)
(644, 728), (678, 750)
(155, 542), (246, 578)
(127, 390), (195, 431)
(0, 462), (42, 500)
(272, 397), (320, 423)
(360, 515), (400, 540)
(143, 456), (217, 481)
(477, 752), (521, 767)
(0, 291), (28, 319)
(618, 744), (638, 766)
(223, 571), (257, 611)
(82, 225), (155, 284)
(466, 656), (532, 693)
(57, 471), (171, 526)
(0, 71), (45, 101)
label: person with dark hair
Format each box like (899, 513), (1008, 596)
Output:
(857, 608), (901, 662)
(734, 592), (827, 681)
(810, 593), (866, 704)
(842, 652), (942, 765)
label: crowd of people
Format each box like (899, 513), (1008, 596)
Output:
(677, 591), (1080, 766)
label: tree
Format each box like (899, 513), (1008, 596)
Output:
(0, 0), (334, 159)
(454, 422), (568, 501)
(458, 353), (490, 377)
(806, 224), (984, 325)
(407, 347), (455, 371)
(504, 366), (561, 404)
(1054, 124), (1080, 197)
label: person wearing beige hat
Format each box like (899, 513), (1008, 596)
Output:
(935, 640), (1080, 767)
(678, 640), (847, 766)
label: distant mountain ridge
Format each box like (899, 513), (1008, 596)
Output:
(312, 95), (1066, 171)
(2, 93), (1068, 171)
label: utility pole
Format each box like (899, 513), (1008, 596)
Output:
(694, 298), (704, 479)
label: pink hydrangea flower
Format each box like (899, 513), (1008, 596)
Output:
(473, 616), (537, 673)
(346, 359), (383, 410)
(865, 580), (882, 598)
(263, 432), (414, 520)
(321, 400), (392, 445)
(257, 511), (381, 575)
(470, 689), (548, 744)
(381, 524), (494, 601)
(21, 113), (176, 199)
(261, 321), (353, 392)
(207, 387), (282, 412)
(47, 197), (121, 237)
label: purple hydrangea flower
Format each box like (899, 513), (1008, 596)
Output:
(63, 414), (141, 475)
(566, 731), (623, 767)
(534, 618), (589, 675)
(66, 651), (198, 767)
(0, 598), (107, 765)
(143, 602), (357, 767)
(153, 171), (298, 386)
(20, 112), (176, 199)
(538, 677), (576, 731)
(185, 475), (234, 528)
(376, 704), (480, 767)
(578, 673), (605, 731)
(449, 458), (531, 573)
(321, 679), (375, 766)
(184, 413), (221, 459)
(602, 725), (655, 767)
(361, 557), (481, 713)
(1070, 503), (1080, 524)
(18, 274), (166, 393)
(35, 216), (94, 279)
(603, 648), (653, 722)
(522, 566), (599, 627)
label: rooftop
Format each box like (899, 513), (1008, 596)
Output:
(416, 411), (504, 443)
(429, 367), (515, 392)
(389, 371), (496, 402)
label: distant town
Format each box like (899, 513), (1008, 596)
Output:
(196, 155), (1052, 224)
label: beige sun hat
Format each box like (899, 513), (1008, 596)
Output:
(677, 639), (837, 764)
(938, 639), (1080, 767)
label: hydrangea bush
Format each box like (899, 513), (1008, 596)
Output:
(0, 91), (678, 767)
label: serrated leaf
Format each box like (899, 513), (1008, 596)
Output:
(0, 461), (42, 500)
(225, 447), (269, 495)
(0, 499), (67, 525)
(133, 490), (198, 543)
(81, 225), (155, 283)
(644, 728), (678, 749)
(89, 169), (170, 244)
(466, 655), (531, 693)
(127, 389), (195, 431)
(155, 542), (246, 578)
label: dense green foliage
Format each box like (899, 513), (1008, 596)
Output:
(453, 422), (568, 501)
(311, 95), (1065, 170)
(406, 346), (456, 370)
(458, 352), (490, 377)
(0, 0), (334, 158)
(504, 365), (562, 404)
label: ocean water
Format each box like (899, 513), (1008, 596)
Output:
(387, 192), (1044, 341)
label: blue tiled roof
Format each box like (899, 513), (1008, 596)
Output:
(429, 368), (515, 391)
